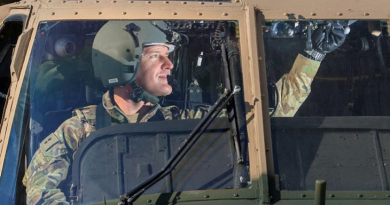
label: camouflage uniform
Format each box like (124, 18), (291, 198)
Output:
(22, 91), (209, 205)
(274, 54), (320, 117)
(22, 54), (319, 205)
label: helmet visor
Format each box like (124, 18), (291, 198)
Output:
(143, 42), (175, 53)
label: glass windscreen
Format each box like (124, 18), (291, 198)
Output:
(264, 20), (390, 191)
(0, 21), (23, 121)
(7, 20), (249, 205)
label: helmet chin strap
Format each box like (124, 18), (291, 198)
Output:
(130, 82), (160, 104)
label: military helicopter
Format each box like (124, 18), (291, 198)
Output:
(0, 0), (390, 205)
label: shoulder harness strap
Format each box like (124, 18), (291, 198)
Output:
(96, 103), (112, 129)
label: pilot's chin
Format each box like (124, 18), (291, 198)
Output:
(154, 86), (172, 97)
(163, 87), (173, 96)
(164, 86), (173, 96)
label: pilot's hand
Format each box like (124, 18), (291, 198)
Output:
(313, 22), (347, 54)
(305, 22), (347, 61)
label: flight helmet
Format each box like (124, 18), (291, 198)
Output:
(92, 21), (175, 88)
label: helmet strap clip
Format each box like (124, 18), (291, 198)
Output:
(130, 82), (160, 104)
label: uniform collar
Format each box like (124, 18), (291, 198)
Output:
(101, 90), (160, 123)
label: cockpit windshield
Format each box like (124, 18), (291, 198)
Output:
(5, 20), (250, 204)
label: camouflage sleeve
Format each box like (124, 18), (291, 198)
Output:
(22, 116), (87, 205)
(177, 105), (227, 120)
(179, 106), (210, 119)
(273, 54), (321, 117)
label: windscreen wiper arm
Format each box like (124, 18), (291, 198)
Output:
(120, 85), (241, 205)
(221, 42), (243, 164)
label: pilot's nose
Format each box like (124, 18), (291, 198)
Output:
(162, 55), (174, 70)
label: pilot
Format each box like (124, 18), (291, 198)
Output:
(22, 21), (346, 205)
(23, 21), (184, 205)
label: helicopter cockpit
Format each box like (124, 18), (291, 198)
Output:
(2, 14), (390, 204)
(14, 20), (250, 204)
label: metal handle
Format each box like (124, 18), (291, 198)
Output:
(314, 180), (326, 205)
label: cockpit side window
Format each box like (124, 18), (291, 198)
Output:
(0, 17), (25, 205)
(0, 20), (23, 121)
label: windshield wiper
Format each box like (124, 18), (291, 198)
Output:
(221, 42), (243, 164)
(120, 85), (241, 205)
